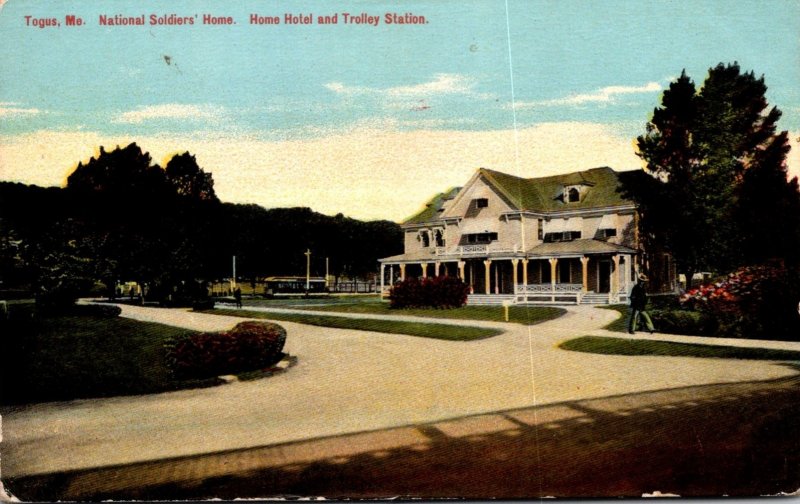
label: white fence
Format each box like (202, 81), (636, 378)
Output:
(513, 283), (583, 304)
(434, 244), (519, 257)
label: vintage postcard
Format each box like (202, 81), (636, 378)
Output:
(1, 0), (799, 500)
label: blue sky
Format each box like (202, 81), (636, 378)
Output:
(1, 0), (799, 220)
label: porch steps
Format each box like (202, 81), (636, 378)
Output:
(581, 292), (611, 305)
(467, 294), (516, 306)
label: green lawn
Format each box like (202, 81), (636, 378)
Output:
(599, 304), (629, 332)
(559, 335), (800, 361)
(1, 313), (219, 405)
(209, 308), (504, 341)
(240, 297), (565, 326)
(236, 295), (378, 308)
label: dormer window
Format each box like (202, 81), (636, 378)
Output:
(568, 187), (580, 202)
(475, 198), (489, 208)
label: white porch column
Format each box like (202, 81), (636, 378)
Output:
(434, 261), (441, 277)
(380, 264), (385, 297)
(549, 258), (558, 290)
(580, 256), (590, 293)
(389, 265), (394, 286)
(611, 254), (621, 303)
(421, 262), (428, 278)
(399, 263), (406, 281)
(458, 260), (466, 280)
(483, 259), (492, 295)
(511, 258), (519, 293)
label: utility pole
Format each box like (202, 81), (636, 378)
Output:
(305, 249), (311, 291)
(231, 255), (236, 291)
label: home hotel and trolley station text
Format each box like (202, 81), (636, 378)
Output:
(23, 12), (428, 28)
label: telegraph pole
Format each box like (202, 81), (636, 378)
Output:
(305, 249), (311, 291)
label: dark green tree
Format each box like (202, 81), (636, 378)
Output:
(632, 63), (800, 285)
(165, 152), (218, 202)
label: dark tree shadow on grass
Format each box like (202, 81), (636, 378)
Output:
(9, 372), (800, 500)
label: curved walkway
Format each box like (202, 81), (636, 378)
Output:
(2, 303), (798, 482)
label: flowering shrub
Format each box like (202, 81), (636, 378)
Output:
(165, 321), (287, 379)
(680, 264), (800, 340)
(389, 276), (470, 309)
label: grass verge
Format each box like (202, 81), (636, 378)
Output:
(208, 309), (504, 341)
(1, 313), (219, 405)
(598, 304), (629, 332)
(238, 299), (565, 326)
(559, 335), (800, 361)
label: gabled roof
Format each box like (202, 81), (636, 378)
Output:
(482, 166), (632, 212)
(406, 167), (635, 225)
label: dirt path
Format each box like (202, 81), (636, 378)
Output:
(2, 303), (798, 499)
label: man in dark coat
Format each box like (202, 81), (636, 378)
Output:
(628, 274), (655, 334)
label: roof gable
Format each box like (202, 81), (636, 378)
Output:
(405, 166), (635, 225)
(439, 169), (518, 219)
(403, 186), (460, 224)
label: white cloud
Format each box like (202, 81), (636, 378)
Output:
(515, 82), (662, 108)
(0, 103), (42, 117)
(113, 104), (226, 124)
(325, 73), (483, 98)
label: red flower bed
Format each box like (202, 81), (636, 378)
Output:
(389, 276), (470, 309)
(680, 264), (800, 339)
(165, 321), (286, 379)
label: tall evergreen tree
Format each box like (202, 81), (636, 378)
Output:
(632, 63), (800, 285)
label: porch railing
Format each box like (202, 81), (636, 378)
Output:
(514, 283), (584, 304)
(515, 283), (583, 294)
(434, 244), (517, 257)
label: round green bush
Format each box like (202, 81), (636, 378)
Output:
(165, 321), (287, 379)
(650, 309), (717, 336)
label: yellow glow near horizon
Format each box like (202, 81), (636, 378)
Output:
(2, 125), (799, 222)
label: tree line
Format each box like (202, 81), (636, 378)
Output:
(0, 142), (402, 306)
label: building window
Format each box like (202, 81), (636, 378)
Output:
(538, 219), (543, 240)
(568, 187), (580, 203)
(466, 232), (498, 244)
(544, 231), (581, 243)
(419, 231), (430, 247)
(434, 229), (445, 247)
(601, 228), (617, 238)
(475, 198), (489, 208)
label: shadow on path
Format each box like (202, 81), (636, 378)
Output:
(8, 370), (800, 500)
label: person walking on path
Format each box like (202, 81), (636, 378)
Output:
(234, 287), (242, 309)
(628, 274), (655, 334)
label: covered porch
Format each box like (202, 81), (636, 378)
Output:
(378, 240), (637, 305)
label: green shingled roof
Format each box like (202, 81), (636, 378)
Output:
(405, 167), (634, 224)
(404, 186), (460, 224)
(480, 166), (632, 212)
